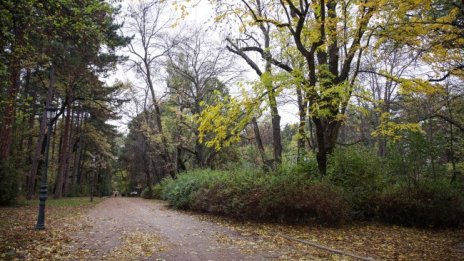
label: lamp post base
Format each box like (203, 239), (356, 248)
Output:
(35, 184), (47, 230)
(35, 225), (45, 230)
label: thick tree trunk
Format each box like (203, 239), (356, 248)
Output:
(17, 69), (32, 155)
(307, 117), (316, 152)
(26, 69), (39, 163)
(0, 59), (21, 162)
(314, 118), (341, 176)
(270, 99), (282, 166)
(54, 95), (72, 198)
(63, 107), (75, 196)
(70, 109), (82, 193)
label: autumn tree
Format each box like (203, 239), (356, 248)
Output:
(166, 27), (237, 168)
(124, 0), (177, 178)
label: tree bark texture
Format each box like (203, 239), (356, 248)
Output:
(54, 95), (73, 198)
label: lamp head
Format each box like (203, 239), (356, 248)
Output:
(45, 106), (58, 121)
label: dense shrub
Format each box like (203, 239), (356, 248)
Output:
(375, 181), (464, 228)
(141, 181), (169, 199)
(327, 146), (387, 219)
(162, 169), (349, 225)
(162, 169), (225, 209)
(159, 146), (464, 228)
(141, 187), (153, 199)
(0, 161), (19, 206)
(151, 183), (164, 199)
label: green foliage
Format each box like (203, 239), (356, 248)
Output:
(141, 187), (153, 199)
(0, 160), (19, 206)
(112, 170), (130, 196)
(162, 168), (349, 225)
(160, 145), (464, 228)
(162, 169), (221, 209)
(151, 183), (164, 199)
(376, 180), (464, 228)
(386, 131), (449, 180)
(141, 182), (169, 200)
(327, 146), (387, 219)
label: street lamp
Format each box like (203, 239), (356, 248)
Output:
(36, 106), (57, 230)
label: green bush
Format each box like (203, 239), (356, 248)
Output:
(375, 180), (464, 228)
(152, 183), (164, 199)
(141, 186), (153, 199)
(162, 169), (225, 209)
(163, 169), (349, 225)
(327, 146), (387, 219)
(140, 181), (170, 199)
(160, 146), (464, 228)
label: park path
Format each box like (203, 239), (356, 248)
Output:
(69, 197), (281, 260)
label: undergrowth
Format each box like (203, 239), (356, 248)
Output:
(156, 146), (464, 228)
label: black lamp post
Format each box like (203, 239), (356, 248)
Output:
(36, 106), (57, 230)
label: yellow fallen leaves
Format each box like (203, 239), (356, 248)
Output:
(0, 198), (101, 260)
(199, 214), (464, 260)
(106, 231), (168, 259)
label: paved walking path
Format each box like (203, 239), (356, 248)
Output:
(70, 197), (280, 260)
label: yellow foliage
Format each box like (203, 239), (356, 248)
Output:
(372, 112), (423, 140)
(198, 91), (261, 151)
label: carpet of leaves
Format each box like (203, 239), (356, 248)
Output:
(0, 198), (102, 260)
(103, 230), (168, 260)
(2, 197), (463, 260)
(200, 215), (464, 260)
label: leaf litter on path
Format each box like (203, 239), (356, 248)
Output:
(2, 197), (463, 260)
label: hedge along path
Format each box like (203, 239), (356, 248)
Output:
(277, 234), (376, 261)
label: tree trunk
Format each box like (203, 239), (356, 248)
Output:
(54, 95), (73, 198)
(195, 141), (206, 168)
(70, 109), (82, 194)
(251, 117), (273, 171)
(27, 66), (56, 199)
(296, 87), (307, 163)
(0, 56), (21, 162)
(270, 101), (282, 166)
(447, 94), (458, 183)
(146, 66), (176, 178)
(17, 69), (32, 155)
(63, 106), (75, 196)
(261, 22), (282, 167)
(77, 144), (86, 186)
(313, 118), (341, 176)
(26, 69), (39, 163)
